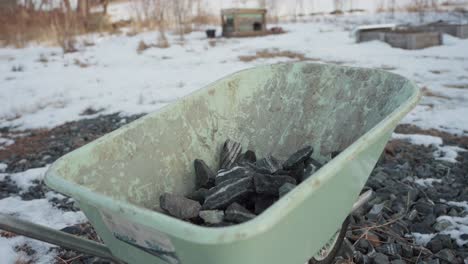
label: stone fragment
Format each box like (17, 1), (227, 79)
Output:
(219, 139), (242, 170)
(159, 193), (201, 219)
(372, 252), (390, 264)
(427, 237), (443, 253)
(215, 166), (253, 185)
(279, 182), (296, 197)
(224, 202), (256, 223)
(288, 162), (305, 183)
(203, 177), (254, 210)
(407, 209), (418, 221)
(434, 249), (460, 264)
(414, 201), (434, 215)
(254, 195), (277, 214)
(194, 159), (215, 188)
(199, 210), (224, 224)
(186, 188), (209, 204)
(368, 203), (385, 219)
(253, 173), (296, 195)
(400, 244), (413, 258)
(433, 218), (452, 232)
(377, 243), (401, 256)
(390, 260), (406, 264)
(433, 203), (448, 216)
(243, 150), (257, 163)
(255, 155), (282, 174)
(283, 146), (313, 169)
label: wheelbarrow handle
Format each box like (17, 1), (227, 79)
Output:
(0, 213), (122, 263)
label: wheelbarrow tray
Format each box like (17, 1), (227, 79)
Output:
(45, 62), (420, 264)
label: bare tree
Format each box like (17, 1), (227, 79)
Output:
(171, 0), (192, 41)
(77, 0), (90, 18)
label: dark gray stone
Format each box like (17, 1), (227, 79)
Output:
(194, 159), (215, 188)
(279, 182), (296, 197)
(434, 203), (448, 216)
(283, 146), (313, 169)
(254, 195), (277, 214)
(243, 150), (257, 163)
(253, 173), (296, 195)
(377, 243), (402, 256)
(186, 188), (209, 204)
(255, 155), (282, 174)
(224, 202), (256, 223)
(414, 201), (434, 215)
(288, 162), (305, 182)
(372, 252), (390, 264)
(427, 237), (443, 253)
(401, 244), (413, 258)
(390, 260), (406, 264)
(219, 139), (242, 170)
(215, 166), (253, 185)
(203, 177), (254, 210)
(159, 193), (201, 219)
(368, 203), (385, 219)
(434, 249), (460, 264)
(199, 210), (224, 224)
(432, 234), (453, 249)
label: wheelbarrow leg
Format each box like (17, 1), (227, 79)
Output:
(309, 190), (373, 264)
(0, 213), (123, 263)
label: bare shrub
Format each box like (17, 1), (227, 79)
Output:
(137, 40), (151, 53)
(239, 49), (307, 62)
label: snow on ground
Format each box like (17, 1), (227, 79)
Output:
(393, 133), (466, 162)
(1, 12), (468, 133)
(414, 178), (443, 187)
(0, 167), (87, 264)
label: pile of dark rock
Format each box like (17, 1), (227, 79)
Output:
(159, 139), (329, 226)
(336, 136), (468, 264)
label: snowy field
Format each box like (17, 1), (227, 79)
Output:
(1, 8), (468, 264)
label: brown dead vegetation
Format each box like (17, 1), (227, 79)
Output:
(238, 49), (308, 62)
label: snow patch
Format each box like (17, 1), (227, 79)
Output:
(0, 137), (14, 149)
(392, 133), (466, 163)
(9, 166), (49, 193)
(414, 178), (442, 188)
(0, 163), (7, 172)
(410, 233), (436, 246)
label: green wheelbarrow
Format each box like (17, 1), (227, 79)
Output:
(0, 62), (420, 264)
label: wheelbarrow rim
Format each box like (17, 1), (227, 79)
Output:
(45, 62), (421, 244)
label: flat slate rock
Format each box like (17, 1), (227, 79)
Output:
(254, 195), (277, 214)
(159, 193), (201, 219)
(219, 139), (242, 170)
(253, 173), (296, 195)
(194, 159), (215, 188)
(225, 202), (256, 223)
(283, 146), (313, 169)
(255, 155), (282, 174)
(203, 177), (254, 210)
(186, 188), (209, 204)
(215, 166), (253, 185)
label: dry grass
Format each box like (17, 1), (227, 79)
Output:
(0, 7), (113, 51)
(421, 86), (451, 99)
(238, 49), (308, 62)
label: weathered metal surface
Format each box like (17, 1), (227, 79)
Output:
(45, 62), (420, 264)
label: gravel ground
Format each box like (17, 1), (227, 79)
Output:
(0, 114), (467, 264)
